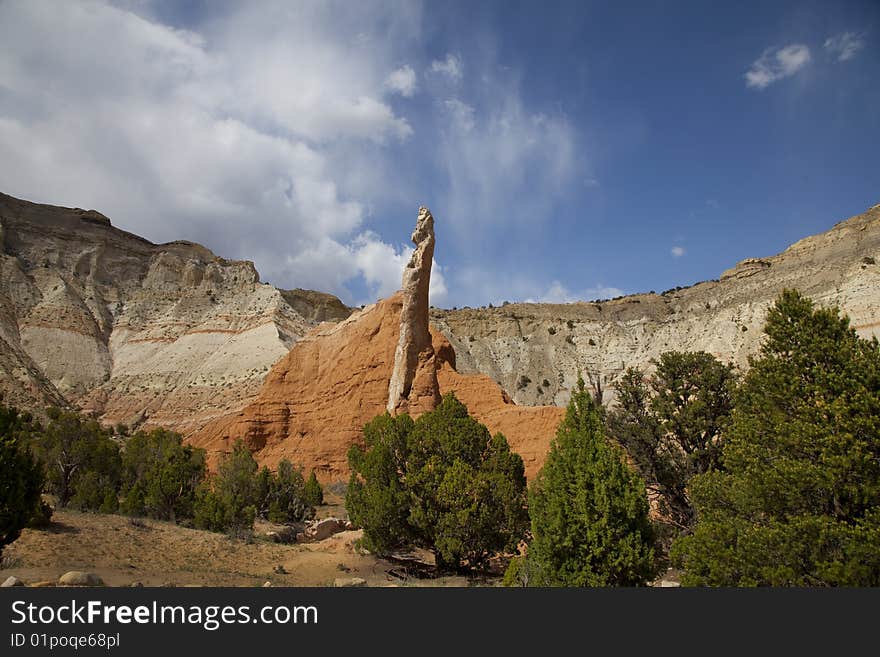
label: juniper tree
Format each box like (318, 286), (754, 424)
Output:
(672, 290), (880, 586)
(608, 351), (736, 531)
(0, 404), (44, 559)
(347, 394), (529, 572)
(527, 378), (656, 586)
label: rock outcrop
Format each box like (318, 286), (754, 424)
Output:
(387, 207), (440, 415)
(193, 205), (565, 480)
(191, 292), (565, 480)
(431, 203), (880, 407)
(0, 192), (350, 428)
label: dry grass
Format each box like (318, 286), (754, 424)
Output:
(1, 507), (475, 588)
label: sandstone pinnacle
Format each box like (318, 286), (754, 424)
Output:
(387, 207), (440, 415)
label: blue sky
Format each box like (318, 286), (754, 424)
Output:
(1, 1), (877, 307)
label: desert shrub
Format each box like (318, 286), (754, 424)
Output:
(527, 379), (656, 586)
(120, 428), (206, 522)
(194, 443), (313, 533)
(263, 460), (314, 524)
(672, 291), (880, 586)
(608, 351), (736, 531)
(303, 471), (324, 507)
(194, 440), (260, 534)
(347, 394), (528, 572)
(0, 404), (44, 559)
(30, 410), (121, 510)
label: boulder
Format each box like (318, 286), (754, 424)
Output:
(58, 571), (104, 586)
(302, 517), (346, 542)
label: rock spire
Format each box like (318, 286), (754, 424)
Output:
(387, 206), (439, 414)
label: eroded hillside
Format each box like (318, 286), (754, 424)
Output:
(0, 192), (350, 430)
(431, 203), (880, 406)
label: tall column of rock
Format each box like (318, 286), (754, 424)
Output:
(387, 206), (440, 415)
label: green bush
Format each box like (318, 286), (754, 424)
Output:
(527, 378), (656, 586)
(27, 499), (53, 528)
(263, 460), (314, 524)
(672, 290), (880, 586)
(303, 471), (324, 508)
(194, 440), (260, 534)
(194, 442), (314, 534)
(608, 351), (736, 531)
(1, 404), (44, 559)
(347, 393), (529, 572)
(120, 428), (206, 522)
(31, 410), (121, 510)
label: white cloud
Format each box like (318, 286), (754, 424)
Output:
(671, 246), (685, 257)
(447, 266), (620, 307)
(385, 65), (418, 97)
(286, 232), (448, 306)
(443, 99), (476, 132)
(438, 93), (576, 233)
(0, 0), (424, 305)
(824, 32), (866, 61)
(745, 44), (811, 89)
(429, 53), (463, 82)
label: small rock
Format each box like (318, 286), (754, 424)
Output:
(30, 581), (55, 588)
(658, 580), (681, 588)
(58, 571), (104, 587)
(333, 577), (366, 588)
(1, 576), (24, 587)
(273, 565), (286, 574)
(262, 581), (273, 587)
(130, 582), (144, 588)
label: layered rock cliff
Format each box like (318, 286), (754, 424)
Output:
(191, 293), (565, 481)
(0, 192), (350, 429)
(431, 203), (880, 407)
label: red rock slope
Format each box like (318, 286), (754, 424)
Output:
(188, 293), (564, 481)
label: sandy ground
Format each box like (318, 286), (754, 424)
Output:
(1, 501), (477, 588)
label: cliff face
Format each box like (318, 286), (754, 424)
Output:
(431, 204), (880, 407)
(0, 192), (350, 429)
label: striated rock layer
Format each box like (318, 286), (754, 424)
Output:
(431, 203), (880, 407)
(190, 293), (565, 481)
(0, 192), (350, 429)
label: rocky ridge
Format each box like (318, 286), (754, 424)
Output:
(0, 192), (350, 429)
(431, 203), (880, 406)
